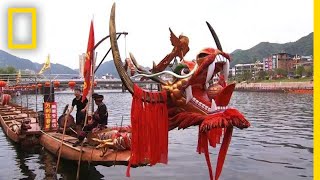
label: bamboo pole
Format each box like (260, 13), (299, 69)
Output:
(76, 52), (97, 180)
(55, 104), (70, 174)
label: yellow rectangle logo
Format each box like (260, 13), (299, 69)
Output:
(8, 8), (37, 49)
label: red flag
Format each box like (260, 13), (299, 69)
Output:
(82, 20), (95, 102)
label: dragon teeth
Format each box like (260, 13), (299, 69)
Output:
(206, 62), (215, 83)
(218, 55), (223, 62)
(185, 85), (193, 104)
(222, 58), (230, 79)
(210, 99), (217, 112)
(205, 82), (210, 90)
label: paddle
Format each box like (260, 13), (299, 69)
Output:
(55, 104), (70, 174)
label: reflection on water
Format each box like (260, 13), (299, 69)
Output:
(0, 91), (313, 180)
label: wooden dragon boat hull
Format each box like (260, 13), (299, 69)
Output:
(39, 131), (131, 166)
(0, 104), (41, 146)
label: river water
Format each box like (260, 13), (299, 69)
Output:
(0, 90), (313, 180)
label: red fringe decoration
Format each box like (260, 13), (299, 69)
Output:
(197, 127), (233, 180)
(126, 84), (168, 177)
(200, 108), (250, 131)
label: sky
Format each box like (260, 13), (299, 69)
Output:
(0, 0), (314, 70)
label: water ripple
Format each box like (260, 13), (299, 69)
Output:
(0, 90), (313, 179)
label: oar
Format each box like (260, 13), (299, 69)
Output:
(55, 104), (70, 174)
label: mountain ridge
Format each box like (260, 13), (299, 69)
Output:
(230, 32), (313, 67)
(0, 32), (313, 76)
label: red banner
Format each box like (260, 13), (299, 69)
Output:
(82, 20), (95, 102)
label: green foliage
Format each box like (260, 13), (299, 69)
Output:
(256, 71), (268, 80)
(0, 66), (17, 74)
(295, 66), (305, 77)
(238, 71), (252, 82)
(230, 32), (313, 67)
(305, 65), (313, 77)
(275, 68), (287, 77)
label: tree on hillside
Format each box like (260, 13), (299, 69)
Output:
(0, 66), (17, 74)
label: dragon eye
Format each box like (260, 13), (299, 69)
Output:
(181, 68), (190, 75)
(197, 53), (209, 59)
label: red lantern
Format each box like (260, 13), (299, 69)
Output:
(0, 81), (6, 87)
(45, 82), (51, 87)
(27, 85), (32, 89)
(68, 81), (76, 89)
(32, 84), (36, 89)
(37, 84), (42, 89)
(53, 81), (60, 88)
(94, 81), (97, 87)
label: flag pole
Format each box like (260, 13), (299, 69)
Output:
(48, 54), (52, 130)
(35, 75), (38, 113)
(76, 52), (97, 180)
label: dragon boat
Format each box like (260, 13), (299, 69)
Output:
(105, 3), (250, 180)
(0, 97), (41, 146)
(39, 3), (250, 180)
(39, 127), (132, 166)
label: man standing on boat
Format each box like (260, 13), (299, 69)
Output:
(69, 88), (88, 130)
(73, 94), (108, 147)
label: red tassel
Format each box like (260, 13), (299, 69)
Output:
(197, 129), (214, 180)
(197, 126), (233, 180)
(127, 84), (169, 176)
(215, 127), (233, 180)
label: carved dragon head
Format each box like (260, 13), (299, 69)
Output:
(110, 4), (250, 133)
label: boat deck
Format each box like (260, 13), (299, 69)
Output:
(40, 131), (131, 164)
(0, 104), (42, 139)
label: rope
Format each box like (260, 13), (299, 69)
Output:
(124, 34), (127, 59)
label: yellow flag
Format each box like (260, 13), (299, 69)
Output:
(38, 55), (51, 74)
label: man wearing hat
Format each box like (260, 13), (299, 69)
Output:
(73, 93), (108, 146)
(92, 94), (108, 125)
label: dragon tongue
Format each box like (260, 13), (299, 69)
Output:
(185, 85), (193, 104)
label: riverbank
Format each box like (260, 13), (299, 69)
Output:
(235, 81), (313, 93)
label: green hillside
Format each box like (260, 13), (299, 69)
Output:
(230, 32), (313, 67)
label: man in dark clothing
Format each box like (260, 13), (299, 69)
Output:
(69, 88), (88, 129)
(92, 94), (108, 125)
(73, 94), (108, 147)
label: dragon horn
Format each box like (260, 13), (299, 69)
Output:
(129, 53), (167, 85)
(110, 3), (134, 94)
(152, 61), (157, 71)
(206, 21), (223, 51)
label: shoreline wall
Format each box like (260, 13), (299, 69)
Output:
(235, 81), (313, 92)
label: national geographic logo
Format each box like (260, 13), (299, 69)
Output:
(7, 7), (37, 49)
